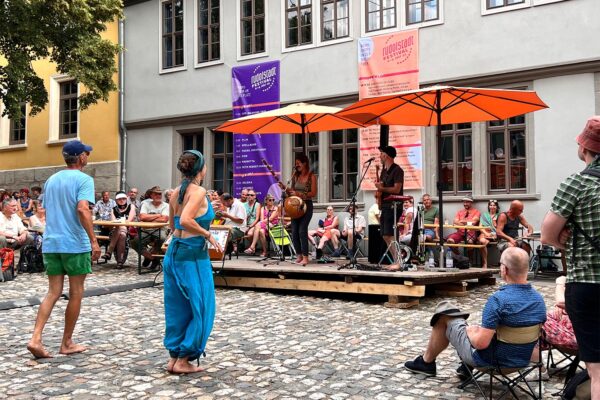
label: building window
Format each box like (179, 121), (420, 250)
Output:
(440, 123), (473, 195)
(488, 115), (527, 193)
(487, 0), (524, 9)
(59, 80), (78, 139)
(322, 0), (349, 41)
(286, 0), (312, 47)
(9, 103), (27, 145)
(182, 131), (204, 153)
(366, 0), (396, 32)
(213, 132), (233, 194)
(406, 0), (439, 25)
(162, 0), (184, 69)
(198, 0), (220, 63)
(241, 0), (265, 56)
(293, 133), (319, 188)
(329, 129), (358, 201)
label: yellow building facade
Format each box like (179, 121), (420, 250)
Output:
(0, 21), (120, 194)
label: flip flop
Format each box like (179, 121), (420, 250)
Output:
(243, 248), (255, 255)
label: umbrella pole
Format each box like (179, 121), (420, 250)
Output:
(301, 115), (307, 155)
(435, 91), (446, 267)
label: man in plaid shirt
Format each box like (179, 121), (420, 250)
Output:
(542, 116), (600, 397)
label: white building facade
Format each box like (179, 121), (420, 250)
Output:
(123, 0), (600, 228)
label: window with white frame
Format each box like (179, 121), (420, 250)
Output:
(293, 133), (319, 184)
(440, 123), (473, 195)
(405, 0), (439, 25)
(9, 103), (27, 145)
(213, 131), (234, 194)
(162, 0), (184, 70)
(182, 131), (205, 153)
(59, 80), (78, 140)
(321, 0), (349, 41)
(487, 115), (527, 193)
(329, 128), (358, 201)
(366, 0), (397, 33)
(198, 0), (220, 63)
(487, 0), (525, 9)
(285, 0), (313, 48)
(240, 0), (266, 56)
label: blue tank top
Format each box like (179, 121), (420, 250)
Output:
(173, 200), (214, 232)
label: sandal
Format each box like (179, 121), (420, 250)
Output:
(243, 247), (255, 255)
(101, 253), (112, 261)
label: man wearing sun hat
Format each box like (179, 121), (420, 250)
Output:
(446, 194), (481, 252)
(27, 140), (101, 359)
(404, 247), (546, 377)
(542, 116), (600, 393)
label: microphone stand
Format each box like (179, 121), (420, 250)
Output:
(338, 159), (373, 271)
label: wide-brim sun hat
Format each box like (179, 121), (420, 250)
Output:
(430, 300), (470, 327)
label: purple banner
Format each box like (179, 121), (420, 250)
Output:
(232, 61), (282, 201)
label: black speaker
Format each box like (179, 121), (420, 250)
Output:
(368, 224), (388, 264)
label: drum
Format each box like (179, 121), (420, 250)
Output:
(284, 196), (306, 219)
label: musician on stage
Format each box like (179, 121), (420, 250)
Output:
(374, 146), (404, 271)
(286, 154), (317, 266)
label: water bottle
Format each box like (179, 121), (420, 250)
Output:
(428, 250), (435, 268)
(446, 249), (454, 269)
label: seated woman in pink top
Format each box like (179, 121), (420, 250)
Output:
(244, 194), (279, 256)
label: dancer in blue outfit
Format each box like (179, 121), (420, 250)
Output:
(163, 150), (221, 374)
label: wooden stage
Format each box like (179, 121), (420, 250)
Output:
(212, 257), (499, 308)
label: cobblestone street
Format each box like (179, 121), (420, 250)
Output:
(1, 262), (569, 399)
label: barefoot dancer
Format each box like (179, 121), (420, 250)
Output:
(164, 150), (221, 374)
(27, 140), (101, 359)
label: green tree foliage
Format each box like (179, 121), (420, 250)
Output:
(0, 0), (123, 119)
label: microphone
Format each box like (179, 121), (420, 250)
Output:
(363, 157), (376, 164)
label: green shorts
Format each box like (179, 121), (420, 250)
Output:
(44, 252), (92, 276)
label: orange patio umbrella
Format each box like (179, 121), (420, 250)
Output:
(214, 102), (366, 154)
(338, 85), (548, 262)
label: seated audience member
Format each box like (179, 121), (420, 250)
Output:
(245, 194), (278, 256)
(478, 199), (500, 269)
(404, 247), (546, 377)
(163, 188), (174, 204)
(219, 192), (247, 244)
(243, 188), (262, 243)
(93, 191), (116, 221)
(102, 191), (136, 268)
(128, 187), (141, 219)
(239, 188), (249, 204)
(309, 206), (339, 259)
(20, 188), (34, 218)
(28, 200), (46, 248)
(333, 205), (366, 259)
(30, 186), (43, 201)
(398, 198), (414, 244)
(422, 194), (439, 242)
(0, 198), (34, 249)
(496, 200), (534, 254)
(367, 202), (380, 226)
(131, 186), (169, 269)
(446, 195), (481, 253)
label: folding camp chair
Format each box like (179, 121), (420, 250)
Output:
(458, 324), (543, 399)
(268, 224), (296, 260)
(339, 234), (365, 258)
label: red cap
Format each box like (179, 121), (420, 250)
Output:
(577, 116), (600, 154)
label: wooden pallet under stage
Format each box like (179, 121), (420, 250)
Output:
(212, 257), (499, 308)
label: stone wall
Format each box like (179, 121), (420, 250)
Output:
(0, 161), (121, 197)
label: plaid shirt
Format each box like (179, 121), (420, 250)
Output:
(550, 157), (600, 284)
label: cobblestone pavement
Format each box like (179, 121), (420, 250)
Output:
(0, 258), (571, 399)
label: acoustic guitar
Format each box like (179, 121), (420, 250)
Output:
(261, 159), (307, 220)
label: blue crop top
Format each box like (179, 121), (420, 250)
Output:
(173, 200), (215, 232)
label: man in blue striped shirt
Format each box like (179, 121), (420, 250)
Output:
(405, 247), (546, 377)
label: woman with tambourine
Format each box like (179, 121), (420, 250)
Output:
(284, 154), (317, 266)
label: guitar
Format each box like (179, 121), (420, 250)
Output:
(375, 164), (382, 207)
(261, 159), (306, 219)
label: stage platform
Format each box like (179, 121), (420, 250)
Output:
(212, 257), (499, 308)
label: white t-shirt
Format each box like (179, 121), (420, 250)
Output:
(140, 199), (169, 217)
(343, 214), (367, 233)
(0, 213), (27, 237)
(225, 199), (247, 230)
(401, 206), (415, 232)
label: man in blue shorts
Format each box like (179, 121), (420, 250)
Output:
(404, 247), (546, 377)
(27, 140), (101, 359)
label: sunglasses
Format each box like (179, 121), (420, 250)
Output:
(248, 194), (256, 196)
(266, 198), (274, 202)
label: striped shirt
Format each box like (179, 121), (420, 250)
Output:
(473, 284), (546, 368)
(550, 158), (600, 284)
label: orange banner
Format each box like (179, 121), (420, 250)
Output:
(358, 31), (422, 190)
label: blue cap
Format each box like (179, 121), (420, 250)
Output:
(62, 140), (93, 156)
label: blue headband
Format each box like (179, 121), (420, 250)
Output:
(178, 150), (206, 204)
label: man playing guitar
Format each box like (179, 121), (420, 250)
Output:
(374, 146), (404, 271)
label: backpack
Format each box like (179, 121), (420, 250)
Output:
(561, 369), (591, 400)
(0, 247), (15, 282)
(18, 245), (44, 274)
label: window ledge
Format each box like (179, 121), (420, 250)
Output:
(194, 60), (224, 69)
(432, 193), (541, 202)
(317, 36), (354, 48)
(237, 52), (269, 62)
(362, 26), (399, 38)
(0, 144), (27, 152)
(159, 65), (187, 75)
(281, 43), (316, 54)
(47, 138), (79, 146)
(401, 18), (443, 30)
(481, 1), (531, 16)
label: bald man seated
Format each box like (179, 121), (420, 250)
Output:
(496, 200), (535, 254)
(404, 247), (546, 377)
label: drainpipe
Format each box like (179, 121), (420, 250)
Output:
(118, 18), (127, 191)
